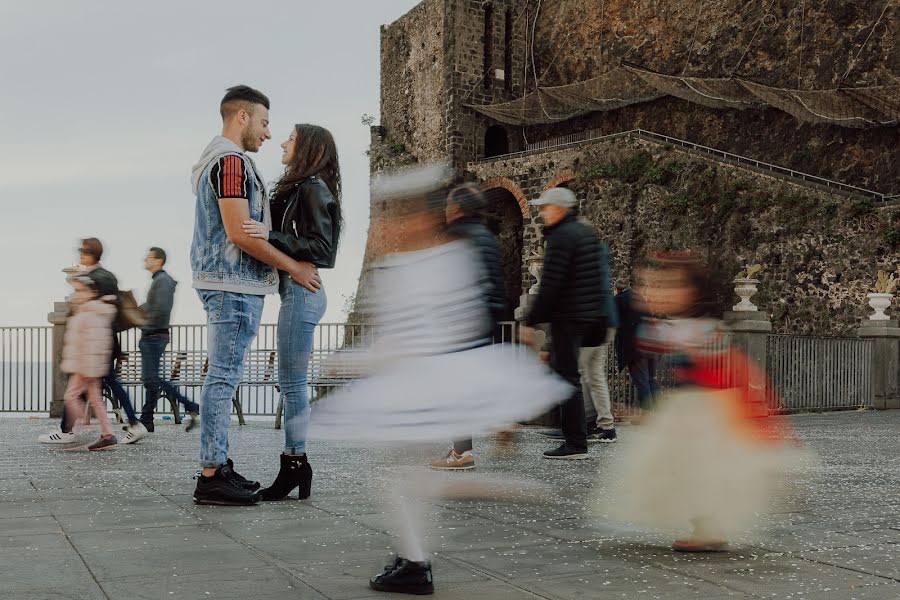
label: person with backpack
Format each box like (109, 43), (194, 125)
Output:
(39, 239), (144, 444)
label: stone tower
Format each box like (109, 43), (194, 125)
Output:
(375, 0), (527, 170)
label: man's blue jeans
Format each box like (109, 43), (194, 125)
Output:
(139, 334), (200, 425)
(277, 277), (326, 455)
(197, 290), (264, 468)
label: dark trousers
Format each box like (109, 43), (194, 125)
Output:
(139, 334), (199, 425)
(550, 322), (589, 451)
(453, 438), (473, 453)
(105, 364), (138, 424)
(630, 353), (660, 409)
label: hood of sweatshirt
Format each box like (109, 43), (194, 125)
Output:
(190, 136), (245, 195)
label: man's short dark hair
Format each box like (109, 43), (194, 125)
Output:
(220, 85), (270, 120)
(149, 247), (167, 265)
(447, 184), (485, 216)
(81, 238), (103, 260)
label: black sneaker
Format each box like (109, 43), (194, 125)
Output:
(193, 464), (260, 506)
(226, 458), (261, 492)
(370, 557), (434, 595)
(588, 428), (617, 443)
(536, 430), (565, 440)
(542, 444), (589, 460)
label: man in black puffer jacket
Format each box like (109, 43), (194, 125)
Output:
(429, 184), (508, 471)
(522, 187), (606, 460)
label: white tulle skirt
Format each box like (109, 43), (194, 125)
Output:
(603, 387), (805, 537)
(308, 344), (571, 445)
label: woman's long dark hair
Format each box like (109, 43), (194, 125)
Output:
(272, 123), (343, 243)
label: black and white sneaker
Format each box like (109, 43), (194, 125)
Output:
(542, 444), (589, 460)
(193, 464), (260, 506)
(38, 431), (77, 444)
(369, 557), (434, 595)
(226, 458), (261, 492)
(588, 428), (617, 443)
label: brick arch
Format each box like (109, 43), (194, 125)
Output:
(543, 169), (576, 191)
(481, 176), (529, 218)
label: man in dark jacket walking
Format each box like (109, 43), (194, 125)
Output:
(129, 247), (201, 441)
(521, 187), (606, 459)
(430, 184), (508, 470)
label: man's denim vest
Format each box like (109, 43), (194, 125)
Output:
(190, 152), (278, 295)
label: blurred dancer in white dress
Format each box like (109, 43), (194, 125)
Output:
(309, 164), (570, 595)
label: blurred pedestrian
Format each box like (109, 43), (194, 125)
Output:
(308, 164), (569, 595)
(430, 184), (507, 472)
(60, 275), (119, 450)
(38, 239), (141, 444)
(615, 277), (659, 419)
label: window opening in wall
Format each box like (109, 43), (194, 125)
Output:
(504, 8), (513, 91)
(485, 125), (509, 158)
(483, 3), (494, 90)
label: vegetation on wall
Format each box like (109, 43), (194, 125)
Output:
(570, 148), (896, 334)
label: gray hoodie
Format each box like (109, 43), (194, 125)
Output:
(191, 135), (267, 197)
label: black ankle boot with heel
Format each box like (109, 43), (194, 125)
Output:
(259, 453), (312, 501)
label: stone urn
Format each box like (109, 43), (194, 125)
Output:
(866, 292), (893, 321)
(527, 256), (544, 295)
(732, 278), (760, 312)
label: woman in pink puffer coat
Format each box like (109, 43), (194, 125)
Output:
(61, 276), (119, 450)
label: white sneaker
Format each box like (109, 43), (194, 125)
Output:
(38, 431), (77, 444)
(122, 422), (148, 445)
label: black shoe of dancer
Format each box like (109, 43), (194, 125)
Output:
(369, 558), (434, 595)
(193, 464), (260, 506)
(226, 458), (260, 491)
(259, 454), (312, 501)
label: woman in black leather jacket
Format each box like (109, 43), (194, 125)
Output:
(242, 124), (342, 500)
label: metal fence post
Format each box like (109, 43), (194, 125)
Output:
(724, 310), (772, 416)
(857, 319), (900, 410)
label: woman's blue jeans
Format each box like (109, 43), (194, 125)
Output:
(278, 276), (326, 454)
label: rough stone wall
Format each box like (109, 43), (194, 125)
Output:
(532, 0), (898, 88)
(510, 0), (900, 193)
(379, 0), (446, 162)
(469, 137), (900, 335)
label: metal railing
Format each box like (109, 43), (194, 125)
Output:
(766, 334), (873, 412)
(469, 128), (898, 203)
(0, 323), (876, 417)
(0, 327), (52, 413)
(0, 322), (517, 416)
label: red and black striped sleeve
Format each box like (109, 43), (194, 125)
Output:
(209, 155), (250, 199)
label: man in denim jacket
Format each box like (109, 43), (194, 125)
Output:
(189, 85), (321, 506)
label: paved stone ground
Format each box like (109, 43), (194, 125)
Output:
(3, 410), (900, 600)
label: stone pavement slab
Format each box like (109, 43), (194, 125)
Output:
(4, 411), (900, 599)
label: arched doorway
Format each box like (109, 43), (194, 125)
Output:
(481, 186), (524, 318)
(484, 125), (509, 158)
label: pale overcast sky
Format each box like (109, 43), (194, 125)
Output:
(0, 0), (420, 326)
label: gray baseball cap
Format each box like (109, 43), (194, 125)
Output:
(530, 186), (577, 209)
